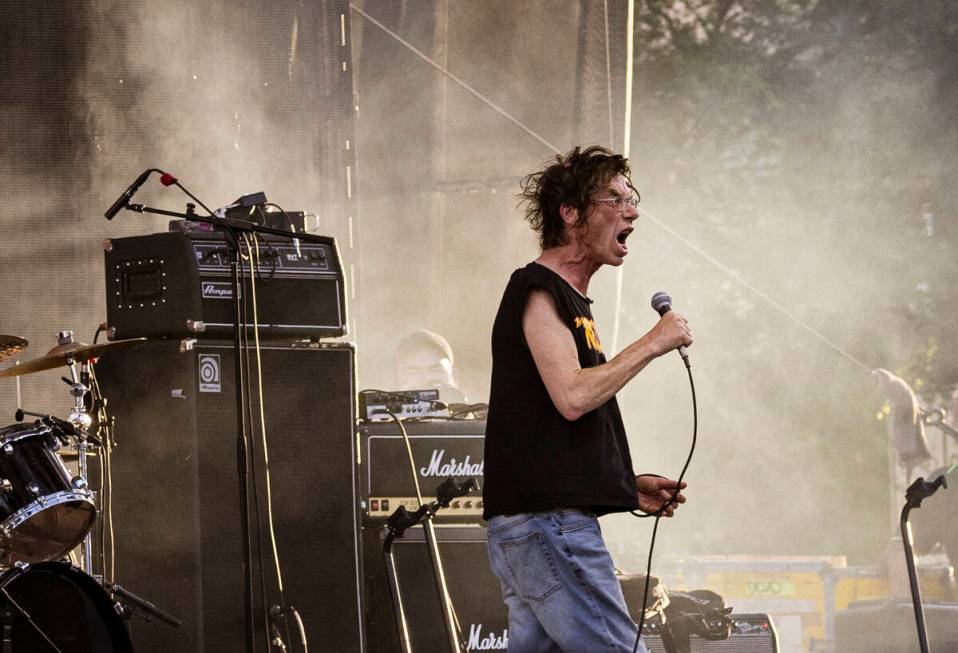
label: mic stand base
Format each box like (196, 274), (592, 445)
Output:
(103, 580), (182, 629)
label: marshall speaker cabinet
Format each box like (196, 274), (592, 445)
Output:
(363, 525), (507, 653)
(103, 230), (347, 340)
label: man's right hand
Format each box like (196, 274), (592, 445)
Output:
(648, 311), (693, 358)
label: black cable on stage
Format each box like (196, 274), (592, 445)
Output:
(631, 364), (697, 653)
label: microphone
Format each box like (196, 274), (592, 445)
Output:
(651, 291), (690, 368)
(104, 168), (156, 220)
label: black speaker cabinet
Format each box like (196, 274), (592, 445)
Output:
(363, 525), (507, 653)
(94, 339), (363, 652)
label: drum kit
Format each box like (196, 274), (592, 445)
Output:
(0, 330), (175, 652)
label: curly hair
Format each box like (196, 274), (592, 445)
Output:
(517, 145), (633, 250)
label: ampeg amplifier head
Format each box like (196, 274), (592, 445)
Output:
(103, 230), (346, 340)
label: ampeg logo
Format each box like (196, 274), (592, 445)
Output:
(467, 624), (507, 651)
(198, 354), (221, 393)
(202, 282), (238, 300)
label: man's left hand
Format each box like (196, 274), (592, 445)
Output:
(636, 475), (687, 517)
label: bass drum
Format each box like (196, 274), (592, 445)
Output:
(0, 562), (133, 652)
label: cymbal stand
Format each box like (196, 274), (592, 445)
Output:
(59, 331), (95, 574)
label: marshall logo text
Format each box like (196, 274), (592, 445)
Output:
(467, 624), (507, 651)
(419, 449), (484, 478)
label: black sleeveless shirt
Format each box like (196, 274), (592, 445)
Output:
(482, 262), (638, 519)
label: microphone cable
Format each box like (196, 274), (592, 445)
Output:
(631, 361), (697, 653)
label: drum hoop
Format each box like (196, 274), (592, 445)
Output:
(0, 423), (55, 445)
(0, 490), (95, 537)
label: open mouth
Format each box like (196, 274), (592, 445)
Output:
(616, 227), (633, 246)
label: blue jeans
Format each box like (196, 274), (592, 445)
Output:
(486, 509), (648, 653)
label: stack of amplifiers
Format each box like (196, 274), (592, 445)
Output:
(103, 230), (346, 340)
(359, 419), (486, 521)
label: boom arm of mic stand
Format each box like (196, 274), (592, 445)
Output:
(125, 203), (335, 245)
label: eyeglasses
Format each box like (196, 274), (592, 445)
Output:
(592, 195), (640, 211)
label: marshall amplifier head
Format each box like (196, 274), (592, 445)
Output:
(360, 419), (485, 522)
(103, 230), (346, 340)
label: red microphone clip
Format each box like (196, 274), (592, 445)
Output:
(159, 172), (178, 187)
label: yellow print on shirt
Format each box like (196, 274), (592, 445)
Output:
(574, 317), (603, 352)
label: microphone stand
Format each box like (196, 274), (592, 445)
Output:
(381, 478), (477, 653)
(118, 201), (334, 653)
(899, 471), (951, 653)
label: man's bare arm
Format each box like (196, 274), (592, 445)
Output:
(522, 288), (692, 421)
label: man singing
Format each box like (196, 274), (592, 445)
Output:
(483, 146), (692, 653)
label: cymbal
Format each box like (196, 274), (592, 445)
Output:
(0, 335), (28, 365)
(0, 338), (146, 378)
